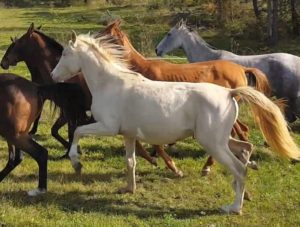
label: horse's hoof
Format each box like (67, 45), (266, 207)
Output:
(117, 187), (135, 194)
(73, 162), (83, 175)
(175, 170), (183, 177)
(248, 161), (258, 170)
(27, 188), (46, 197)
(291, 159), (300, 165)
(244, 191), (252, 201)
(220, 205), (242, 215)
(201, 169), (210, 177)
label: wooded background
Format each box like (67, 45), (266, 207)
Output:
(0, 0), (299, 46)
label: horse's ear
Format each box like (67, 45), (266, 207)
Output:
(115, 18), (121, 26)
(11, 36), (18, 43)
(27, 23), (34, 35)
(71, 30), (77, 43)
(176, 18), (184, 28)
(183, 19), (187, 26)
(37, 25), (42, 30)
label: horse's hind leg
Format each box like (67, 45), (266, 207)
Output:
(235, 119), (249, 140)
(29, 113), (41, 135)
(203, 143), (246, 214)
(201, 120), (249, 176)
(153, 145), (183, 177)
(201, 156), (215, 176)
(0, 142), (24, 182)
(12, 135), (48, 196)
(51, 114), (69, 149)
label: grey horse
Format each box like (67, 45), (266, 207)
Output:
(156, 20), (300, 122)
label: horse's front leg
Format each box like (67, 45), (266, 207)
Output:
(135, 141), (157, 166)
(69, 122), (118, 174)
(153, 145), (183, 177)
(118, 137), (136, 194)
(0, 143), (24, 181)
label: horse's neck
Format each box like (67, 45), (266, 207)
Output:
(123, 37), (151, 74)
(24, 55), (54, 84)
(80, 55), (123, 95)
(24, 42), (59, 84)
(182, 32), (221, 62)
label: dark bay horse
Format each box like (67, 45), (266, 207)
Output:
(0, 23), (161, 168)
(0, 73), (88, 196)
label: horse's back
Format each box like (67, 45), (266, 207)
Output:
(146, 59), (247, 88)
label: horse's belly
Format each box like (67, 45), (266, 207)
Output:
(125, 126), (193, 145)
(120, 113), (195, 145)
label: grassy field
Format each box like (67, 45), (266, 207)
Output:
(0, 3), (300, 226)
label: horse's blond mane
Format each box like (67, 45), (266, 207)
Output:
(75, 34), (139, 76)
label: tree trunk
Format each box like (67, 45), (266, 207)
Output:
(253, 0), (261, 18)
(291, 0), (299, 35)
(267, 0), (279, 46)
(84, 0), (93, 5)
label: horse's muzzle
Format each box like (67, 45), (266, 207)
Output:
(155, 48), (162, 57)
(0, 60), (9, 70)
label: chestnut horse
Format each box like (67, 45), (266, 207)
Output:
(102, 20), (271, 175)
(0, 73), (88, 195)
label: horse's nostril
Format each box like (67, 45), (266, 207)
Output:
(0, 61), (8, 70)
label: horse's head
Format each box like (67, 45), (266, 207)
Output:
(155, 19), (191, 56)
(51, 31), (82, 82)
(102, 19), (126, 46)
(0, 23), (38, 70)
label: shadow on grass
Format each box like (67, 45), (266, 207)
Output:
(3, 167), (187, 185)
(0, 189), (224, 219)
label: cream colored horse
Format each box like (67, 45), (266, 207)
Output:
(51, 32), (300, 214)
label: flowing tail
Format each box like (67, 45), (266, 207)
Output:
(231, 87), (300, 160)
(244, 67), (271, 97)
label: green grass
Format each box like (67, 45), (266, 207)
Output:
(0, 4), (300, 227)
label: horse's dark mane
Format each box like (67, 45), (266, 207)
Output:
(33, 29), (64, 53)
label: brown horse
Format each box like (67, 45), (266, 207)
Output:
(0, 73), (88, 195)
(102, 20), (271, 176)
(0, 23), (161, 167)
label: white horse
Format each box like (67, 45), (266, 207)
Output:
(155, 20), (300, 122)
(50, 32), (300, 214)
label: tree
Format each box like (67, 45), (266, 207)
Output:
(253, 0), (261, 18)
(84, 0), (93, 5)
(291, 0), (299, 35)
(267, 0), (278, 45)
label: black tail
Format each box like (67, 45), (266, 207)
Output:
(38, 83), (90, 126)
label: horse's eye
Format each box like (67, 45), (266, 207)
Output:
(167, 33), (171, 37)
